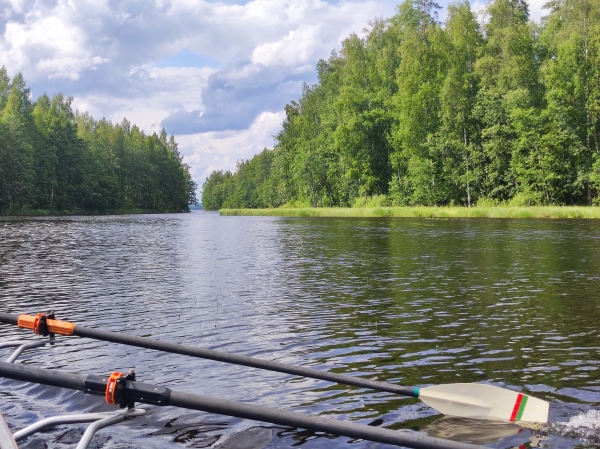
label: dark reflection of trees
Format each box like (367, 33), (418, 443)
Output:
(273, 218), (600, 406)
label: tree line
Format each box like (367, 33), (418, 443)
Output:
(0, 69), (197, 214)
(202, 0), (600, 210)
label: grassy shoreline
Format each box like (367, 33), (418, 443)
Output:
(0, 208), (177, 217)
(220, 206), (600, 219)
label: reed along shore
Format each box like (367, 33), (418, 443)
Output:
(219, 206), (600, 219)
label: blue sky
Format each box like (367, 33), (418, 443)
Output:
(0, 0), (546, 190)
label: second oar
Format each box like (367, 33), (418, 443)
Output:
(0, 312), (550, 423)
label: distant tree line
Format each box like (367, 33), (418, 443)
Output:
(0, 68), (197, 213)
(203, 0), (600, 209)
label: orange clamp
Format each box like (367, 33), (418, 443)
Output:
(32, 313), (45, 335)
(105, 372), (125, 405)
(17, 314), (76, 336)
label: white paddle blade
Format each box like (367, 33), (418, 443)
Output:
(419, 383), (549, 424)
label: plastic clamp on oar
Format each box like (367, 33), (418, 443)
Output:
(32, 312), (55, 338)
(17, 312), (76, 336)
(105, 370), (136, 409)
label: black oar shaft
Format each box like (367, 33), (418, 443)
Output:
(0, 360), (84, 391)
(169, 390), (460, 449)
(0, 362), (483, 449)
(0, 312), (415, 396)
(0, 312), (415, 395)
(73, 324), (416, 396)
(0, 314), (17, 326)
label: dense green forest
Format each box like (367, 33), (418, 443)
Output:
(0, 69), (197, 214)
(202, 0), (600, 210)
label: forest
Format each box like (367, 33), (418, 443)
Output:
(0, 69), (197, 214)
(202, 0), (600, 210)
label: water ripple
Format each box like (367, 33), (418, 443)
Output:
(1, 215), (600, 448)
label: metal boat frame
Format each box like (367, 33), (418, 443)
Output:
(0, 338), (146, 449)
(0, 325), (494, 449)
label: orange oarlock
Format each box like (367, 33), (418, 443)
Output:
(105, 372), (125, 406)
(31, 313), (46, 335)
(17, 314), (76, 336)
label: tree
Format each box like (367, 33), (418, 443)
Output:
(0, 68), (196, 213)
(202, 170), (235, 210)
(541, 0), (600, 203)
(390, 0), (446, 205)
(435, 0), (483, 206)
(202, 0), (600, 208)
(0, 73), (34, 210)
(472, 0), (541, 202)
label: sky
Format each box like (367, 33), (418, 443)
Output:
(0, 0), (548, 193)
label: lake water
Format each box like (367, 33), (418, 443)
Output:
(1, 212), (600, 449)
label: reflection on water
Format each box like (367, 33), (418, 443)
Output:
(423, 417), (522, 444)
(1, 213), (600, 448)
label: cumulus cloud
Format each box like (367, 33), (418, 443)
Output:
(160, 60), (305, 133)
(177, 110), (286, 184)
(71, 66), (216, 131)
(157, 0), (394, 135)
(1, 0), (394, 134)
(251, 25), (326, 68)
(528, 0), (549, 22)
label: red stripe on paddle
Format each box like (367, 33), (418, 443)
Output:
(510, 394), (524, 421)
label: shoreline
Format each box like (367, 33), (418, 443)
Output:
(219, 206), (600, 219)
(0, 208), (189, 217)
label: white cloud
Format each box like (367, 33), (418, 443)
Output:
(470, 0), (487, 17)
(528, 0), (548, 22)
(252, 25), (327, 68)
(469, 0), (546, 23)
(178, 110), (285, 186)
(1, 0), (34, 17)
(1, 0), (393, 125)
(40, 56), (109, 81)
(71, 65), (216, 132)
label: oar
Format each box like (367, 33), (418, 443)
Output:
(0, 312), (549, 423)
(0, 361), (490, 449)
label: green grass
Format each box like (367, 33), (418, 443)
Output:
(220, 206), (600, 219)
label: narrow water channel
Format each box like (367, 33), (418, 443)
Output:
(1, 213), (599, 449)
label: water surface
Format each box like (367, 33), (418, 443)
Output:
(1, 213), (600, 448)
